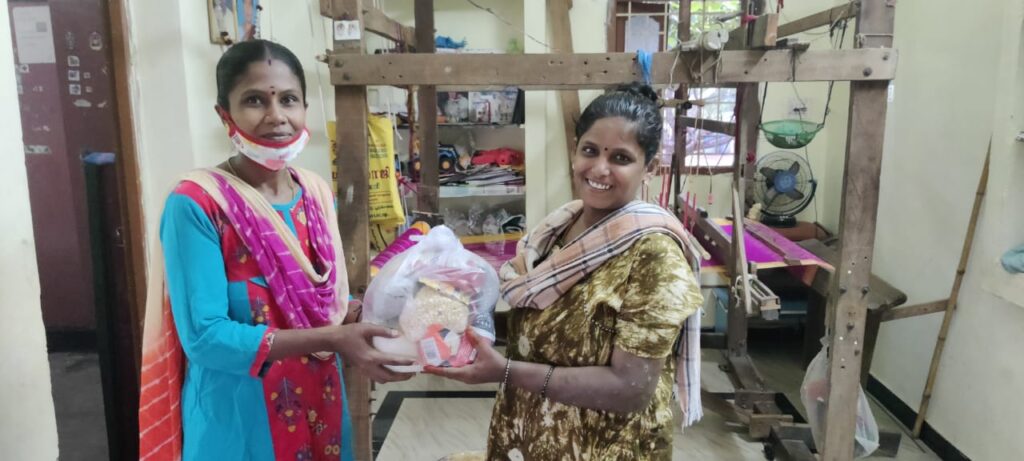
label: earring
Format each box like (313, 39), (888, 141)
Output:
(642, 179), (650, 201)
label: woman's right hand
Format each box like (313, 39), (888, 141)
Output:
(331, 324), (417, 383)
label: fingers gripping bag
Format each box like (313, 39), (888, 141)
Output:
(363, 226), (499, 372)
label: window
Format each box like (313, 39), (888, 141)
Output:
(614, 1), (742, 173)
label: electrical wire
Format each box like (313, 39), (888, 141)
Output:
(463, 0), (551, 50)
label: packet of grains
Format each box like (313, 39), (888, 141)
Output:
(362, 226), (498, 372)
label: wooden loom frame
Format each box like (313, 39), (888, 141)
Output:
(319, 1), (896, 460)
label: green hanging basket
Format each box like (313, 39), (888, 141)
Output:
(760, 120), (824, 149)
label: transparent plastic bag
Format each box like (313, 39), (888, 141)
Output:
(363, 226), (498, 372)
(800, 336), (880, 458)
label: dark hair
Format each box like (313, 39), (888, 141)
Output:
(575, 82), (662, 164)
(215, 39), (307, 109)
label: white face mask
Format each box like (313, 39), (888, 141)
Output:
(222, 116), (309, 171)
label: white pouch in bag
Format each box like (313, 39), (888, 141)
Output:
(800, 336), (880, 458)
(362, 226), (499, 372)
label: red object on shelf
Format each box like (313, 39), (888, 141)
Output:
(471, 148), (525, 167)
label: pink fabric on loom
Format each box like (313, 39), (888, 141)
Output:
(701, 223), (825, 267)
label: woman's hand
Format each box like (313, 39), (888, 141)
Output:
(342, 298), (363, 325)
(331, 323), (416, 383)
(423, 329), (505, 385)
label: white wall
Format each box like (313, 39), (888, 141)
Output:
(864, 1), (1024, 459)
(0, 1), (60, 458)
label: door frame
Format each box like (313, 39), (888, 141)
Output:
(106, 0), (146, 368)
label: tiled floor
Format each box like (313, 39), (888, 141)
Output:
(372, 336), (940, 461)
(48, 352), (109, 461)
(46, 332), (940, 461)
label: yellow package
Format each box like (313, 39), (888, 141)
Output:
(327, 117), (405, 226)
(367, 114), (405, 226)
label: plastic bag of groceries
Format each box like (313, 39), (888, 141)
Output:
(363, 226), (499, 372)
(801, 336), (880, 458)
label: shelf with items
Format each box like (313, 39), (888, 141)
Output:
(376, 82), (527, 261)
(394, 90), (527, 237)
(397, 123), (524, 129)
(439, 184), (525, 198)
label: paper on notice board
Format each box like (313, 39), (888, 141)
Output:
(12, 6), (56, 65)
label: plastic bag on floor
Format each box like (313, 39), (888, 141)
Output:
(800, 336), (880, 458)
(363, 226), (498, 372)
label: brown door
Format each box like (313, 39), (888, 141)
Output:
(10, 1), (139, 460)
(10, 0), (96, 340)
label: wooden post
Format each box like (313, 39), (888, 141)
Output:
(108, 0), (146, 369)
(821, 1), (895, 459)
(327, 49), (898, 87)
(912, 150), (990, 437)
(415, 1), (439, 214)
(726, 0), (764, 359)
(672, 0), (691, 211)
(548, 0), (580, 196)
(328, 0), (373, 459)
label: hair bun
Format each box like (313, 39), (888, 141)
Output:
(614, 82), (658, 104)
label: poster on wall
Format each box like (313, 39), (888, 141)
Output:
(208, 0), (260, 44)
(12, 5), (56, 64)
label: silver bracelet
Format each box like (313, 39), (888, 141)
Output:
(499, 357), (513, 392)
(541, 365), (556, 399)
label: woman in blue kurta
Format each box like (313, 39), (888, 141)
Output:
(139, 40), (414, 461)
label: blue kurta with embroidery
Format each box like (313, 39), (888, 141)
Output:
(161, 180), (354, 461)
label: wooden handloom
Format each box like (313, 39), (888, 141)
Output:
(318, 1), (910, 460)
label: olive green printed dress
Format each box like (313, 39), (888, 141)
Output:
(487, 233), (704, 461)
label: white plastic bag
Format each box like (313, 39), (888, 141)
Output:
(363, 226), (498, 372)
(800, 336), (880, 458)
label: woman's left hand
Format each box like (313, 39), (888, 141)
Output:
(423, 329), (505, 385)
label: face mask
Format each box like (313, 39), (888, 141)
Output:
(219, 110), (309, 171)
